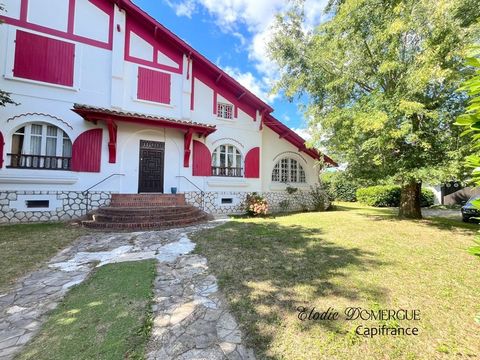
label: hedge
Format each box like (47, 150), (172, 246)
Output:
(356, 185), (435, 207)
(321, 172), (359, 202)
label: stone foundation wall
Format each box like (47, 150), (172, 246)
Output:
(184, 190), (320, 215)
(0, 189), (323, 223)
(0, 191), (112, 224)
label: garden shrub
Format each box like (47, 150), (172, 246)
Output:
(356, 185), (401, 207)
(321, 171), (359, 202)
(309, 184), (331, 211)
(278, 199), (290, 212)
(356, 185), (435, 207)
(245, 193), (268, 216)
(420, 188), (435, 207)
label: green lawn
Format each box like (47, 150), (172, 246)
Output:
(0, 223), (87, 292)
(18, 260), (156, 360)
(192, 203), (480, 360)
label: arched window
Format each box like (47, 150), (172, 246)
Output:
(272, 158), (306, 183)
(10, 123), (72, 170)
(211, 144), (242, 177)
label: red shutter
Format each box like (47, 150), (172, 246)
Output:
(14, 30), (75, 86)
(192, 140), (211, 176)
(0, 131), (4, 169)
(71, 129), (103, 172)
(244, 147), (260, 178)
(137, 67), (171, 104)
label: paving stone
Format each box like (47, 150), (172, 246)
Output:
(0, 345), (22, 357)
(0, 337), (19, 351)
(0, 220), (255, 360)
(15, 332), (35, 346)
(5, 306), (26, 315)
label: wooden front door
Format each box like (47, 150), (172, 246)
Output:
(138, 140), (165, 193)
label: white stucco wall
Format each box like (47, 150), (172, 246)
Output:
(0, 2), (324, 211)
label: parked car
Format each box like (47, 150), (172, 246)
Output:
(461, 195), (480, 222)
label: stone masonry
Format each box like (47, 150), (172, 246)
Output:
(185, 190), (319, 214)
(0, 221), (255, 360)
(0, 189), (321, 224)
(0, 191), (111, 224)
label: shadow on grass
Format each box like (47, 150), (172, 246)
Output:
(334, 203), (479, 234)
(192, 221), (387, 358)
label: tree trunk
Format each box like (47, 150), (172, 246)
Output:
(398, 181), (422, 219)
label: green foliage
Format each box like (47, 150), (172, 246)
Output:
(455, 50), (480, 258)
(278, 199), (290, 212)
(269, 0), (479, 216)
(321, 171), (364, 202)
(285, 186), (298, 194)
(356, 185), (402, 207)
(309, 184), (332, 211)
(420, 188), (435, 208)
(357, 185), (434, 207)
(245, 193), (269, 216)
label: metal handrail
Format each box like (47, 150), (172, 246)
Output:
(176, 176), (205, 210)
(82, 173), (125, 215)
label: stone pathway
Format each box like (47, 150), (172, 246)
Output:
(0, 221), (255, 360)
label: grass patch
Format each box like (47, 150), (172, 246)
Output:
(192, 202), (480, 359)
(0, 223), (87, 291)
(18, 260), (156, 360)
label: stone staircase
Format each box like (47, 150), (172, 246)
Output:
(82, 194), (211, 230)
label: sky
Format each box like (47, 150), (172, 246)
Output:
(133, 0), (329, 138)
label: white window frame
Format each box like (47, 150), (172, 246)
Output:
(217, 102), (234, 120)
(212, 144), (242, 168)
(272, 158), (306, 183)
(13, 123), (70, 157)
(211, 144), (243, 177)
(10, 123), (72, 169)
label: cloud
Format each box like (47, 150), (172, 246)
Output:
(164, 0), (196, 18)
(223, 66), (278, 104)
(164, 0), (328, 104)
(292, 128), (312, 140)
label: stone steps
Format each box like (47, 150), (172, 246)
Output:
(93, 207), (204, 223)
(83, 194), (210, 231)
(110, 194), (185, 207)
(82, 214), (209, 230)
(96, 205), (196, 216)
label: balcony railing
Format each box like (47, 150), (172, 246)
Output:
(211, 166), (243, 177)
(7, 153), (72, 170)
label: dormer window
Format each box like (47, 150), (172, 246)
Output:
(217, 103), (233, 119)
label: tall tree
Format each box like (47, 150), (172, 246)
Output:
(269, 0), (479, 218)
(456, 52), (480, 257)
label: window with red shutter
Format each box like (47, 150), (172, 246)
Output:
(71, 129), (103, 172)
(14, 30), (75, 87)
(137, 67), (171, 104)
(192, 140), (211, 176)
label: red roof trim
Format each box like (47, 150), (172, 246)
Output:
(263, 115), (337, 166)
(109, 0), (272, 114)
(72, 104), (216, 136)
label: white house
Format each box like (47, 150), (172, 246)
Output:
(0, 0), (336, 224)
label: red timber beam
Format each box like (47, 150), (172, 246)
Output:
(184, 129), (193, 167)
(106, 119), (118, 163)
(72, 104), (216, 168)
